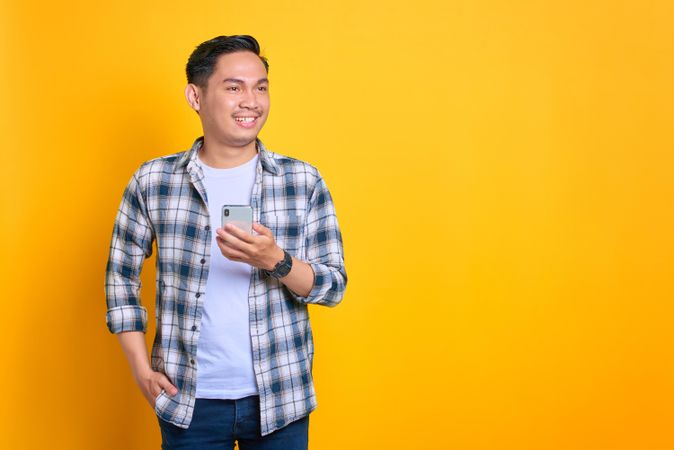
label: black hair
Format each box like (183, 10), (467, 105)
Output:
(186, 35), (269, 89)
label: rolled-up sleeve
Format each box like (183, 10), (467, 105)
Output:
(288, 171), (348, 307)
(104, 168), (155, 333)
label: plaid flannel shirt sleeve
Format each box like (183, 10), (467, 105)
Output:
(104, 168), (155, 334)
(287, 170), (348, 307)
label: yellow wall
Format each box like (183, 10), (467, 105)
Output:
(2, 1), (673, 449)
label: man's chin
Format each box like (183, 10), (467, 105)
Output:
(210, 130), (260, 148)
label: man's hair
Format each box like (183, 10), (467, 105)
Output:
(186, 35), (269, 89)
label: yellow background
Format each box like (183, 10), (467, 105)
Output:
(1, 0), (673, 449)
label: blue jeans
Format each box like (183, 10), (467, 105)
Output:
(156, 395), (310, 449)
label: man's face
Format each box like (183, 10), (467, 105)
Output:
(195, 51), (270, 147)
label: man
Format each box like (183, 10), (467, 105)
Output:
(104, 35), (347, 449)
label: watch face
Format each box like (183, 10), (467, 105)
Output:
(265, 250), (293, 278)
(278, 262), (292, 276)
(270, 250), (292, 278)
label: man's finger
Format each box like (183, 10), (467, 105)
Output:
(223, 223), (256, 243)
(253, 222), (273, 237)
(218, 227), (252, 251)
(216, 236), (249, 261)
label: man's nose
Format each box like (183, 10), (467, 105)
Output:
(240, 88), (258, 108)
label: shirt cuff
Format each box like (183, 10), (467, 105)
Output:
(285, 262), (333, 305)
(106, 304), (148, 334)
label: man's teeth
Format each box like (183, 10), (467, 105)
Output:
(235, 117), (256, 123)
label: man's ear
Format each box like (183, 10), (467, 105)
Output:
(184, 84), (201, 112)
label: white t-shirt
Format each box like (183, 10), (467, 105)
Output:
(194, 150), (259, 399)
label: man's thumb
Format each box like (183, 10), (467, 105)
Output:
(161, 379), (178, 396)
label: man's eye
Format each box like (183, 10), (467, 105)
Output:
(258, 86), (268, 91)
(227, 86), (238, 91)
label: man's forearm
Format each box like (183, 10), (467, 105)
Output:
(278, 256), (315, 297)
(264, 245), (315, 297)
(116, 331), (152, 380)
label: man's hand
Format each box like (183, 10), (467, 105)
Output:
(216, 222), (284, 270)
(216, 221), (316, 298)
(135, 368), (179, 409)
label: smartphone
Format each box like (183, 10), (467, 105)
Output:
(221, 205), (253, 234)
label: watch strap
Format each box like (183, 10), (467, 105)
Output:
(264, 249), (292, 279)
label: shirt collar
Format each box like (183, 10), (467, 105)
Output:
(174, 136), (281, 175)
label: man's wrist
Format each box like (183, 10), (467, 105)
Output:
(264, 247), (293, 279)
(265, 246), (285, 271)
(134, 366), (154, 383)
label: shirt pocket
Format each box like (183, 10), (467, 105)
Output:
(260, 213), (304, 257)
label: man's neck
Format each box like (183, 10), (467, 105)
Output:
(198, 135), (258, 169)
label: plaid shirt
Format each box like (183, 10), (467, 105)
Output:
(104, 136), (347, 436)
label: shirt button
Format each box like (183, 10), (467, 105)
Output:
(190, 359), (195, 365)
(200, 258), (206, 264)
(195, 293), (201, 298)
(205, 225), (210, 231)
(191, 325), (197, 331)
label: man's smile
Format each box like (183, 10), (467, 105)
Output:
(233, 115), (259, 128)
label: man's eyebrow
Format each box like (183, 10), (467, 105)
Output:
(222, 77), (269, 84)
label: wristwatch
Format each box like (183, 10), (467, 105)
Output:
(264, 249), (293, 279)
